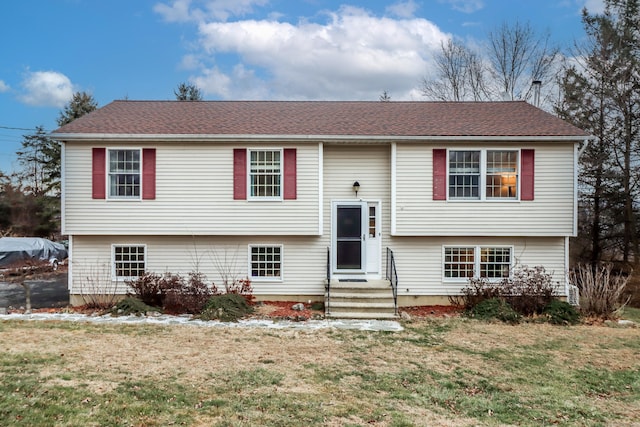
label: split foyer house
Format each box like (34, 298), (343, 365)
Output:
(53, 100), (589, 317)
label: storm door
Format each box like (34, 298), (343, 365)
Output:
(333, 202), (367, 273)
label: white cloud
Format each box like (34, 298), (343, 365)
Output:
(386, 0), (419, 18)
(439, 0), (484, 13)
(19, 70), (74, 107)
(0, 80), (9, 93)
(191, 6), (448, 100)
(154, 0), (268, 22)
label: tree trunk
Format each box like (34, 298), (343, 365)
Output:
(19, 282), (32, 314)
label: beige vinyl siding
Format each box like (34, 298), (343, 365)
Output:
(70, 235), (328, 296)
(322, 144), (391, 276)
(70, 235), (567, 298)
(394, 143), (576, 236)
(388, 236), (567, 297)
(63, 142), (320, 235)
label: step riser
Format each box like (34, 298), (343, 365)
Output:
(326, 312), (398, 319)
(331, 298), (394, 304)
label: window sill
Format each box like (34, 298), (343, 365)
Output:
(250, 277), (283, 283)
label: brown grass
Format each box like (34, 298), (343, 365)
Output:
(1, 317), (639, 426)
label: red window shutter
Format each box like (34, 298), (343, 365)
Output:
(233, 149), (247, 200)
(432, 149), (447, 200)
(521, 149), (535, 201)
(142, 148), (156, 200)
(92, 147), (106, 199)
(283, 148), (297, 200)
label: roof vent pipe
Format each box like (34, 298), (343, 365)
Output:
(532, 80), (542, 107)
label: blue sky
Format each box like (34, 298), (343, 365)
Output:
(0, 0), (603, 173)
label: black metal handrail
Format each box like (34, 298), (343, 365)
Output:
(386, 247), (398, 315)
(325, 247), (331, 315)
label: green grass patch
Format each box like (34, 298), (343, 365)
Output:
(0, 317), (638, 426)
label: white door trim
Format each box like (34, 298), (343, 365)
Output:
(331, 199), (381, 279)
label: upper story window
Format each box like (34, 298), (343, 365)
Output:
(448, 150), (519, 200)
(108, 149), (140, 199)
(486, 151), (518, 198)
(449, 151), (480, 199)
(249, 149), (281, 199)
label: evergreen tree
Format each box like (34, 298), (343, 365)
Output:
(556, 0), (640, 265)
(16, 126), (60, 196)
(57, 91), (98, 126)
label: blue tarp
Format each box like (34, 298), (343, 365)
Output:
(0, 237), (68, 267)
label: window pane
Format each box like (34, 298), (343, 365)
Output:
(449, 151), (480, 199)
(114, 246), (145, 278)
(250, 246), (282, 278)
(108, 150), (141, 198)
(480, 247), (511, 278)
(444, 247), (475, 278)
(250, 150), (281, 197)
(486, 151), (518, 198)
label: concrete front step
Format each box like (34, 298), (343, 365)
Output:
(326, 311), (398, 320)
(330, 279), (391, 290)
(330, 296), (393, 304)
(329, 301), (395, 310)
(326, 278), (397, 319)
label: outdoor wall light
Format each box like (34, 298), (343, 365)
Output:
(353, 181), (360, 197)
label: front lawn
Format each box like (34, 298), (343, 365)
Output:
(0, 317), (638, 426)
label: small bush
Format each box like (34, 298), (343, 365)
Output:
(504, 266), (555, 316)
(163, 272), (218, 314)
(570, 264), (631, 319)
(543, 300), (580, 325)
(450, 265), (557, 317)
(200, 294), (254, 322)
(467, 298), (521, 324)
(449, 277), (503, 310)
(126, 272), (167, 307)
(225, 277), (255, 305)
(112, 297), (160, 316)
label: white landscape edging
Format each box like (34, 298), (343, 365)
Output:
(0, 312), (403, 332)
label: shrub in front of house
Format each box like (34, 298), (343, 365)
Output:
(542, 300), (580, 325)
(223, 277), (255, 305)
(467, 298), (521, 324)
(455, 265), (573, 324)
(112, 296), (160, 316)
(163, 272), (219, 314)
(570, 264), (631, 319)
(453, 266), (555, 313)
(503, 266), (555, 316)
(200, 293), (254, 322)
(126, 272), (180, 307)
(127, 271), (254, 317)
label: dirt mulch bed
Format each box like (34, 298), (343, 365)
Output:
(18, 302), (463, 320)
(400, 305), (462, 318)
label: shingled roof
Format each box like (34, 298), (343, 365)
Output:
(53, 100), (588, 139)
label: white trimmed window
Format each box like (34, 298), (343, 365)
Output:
(486, 151), (518, 198)
(113, 245), (146, 280)
(449, 150), (519, 200)
(249, 245), (282, 280)
(108, 149), (141, 199)
(249, 149), (282, 199)
(444, 246), (512, 280)
(443, 247), (475, 278)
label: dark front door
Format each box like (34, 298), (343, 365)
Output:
(335, 203), (365, 271)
